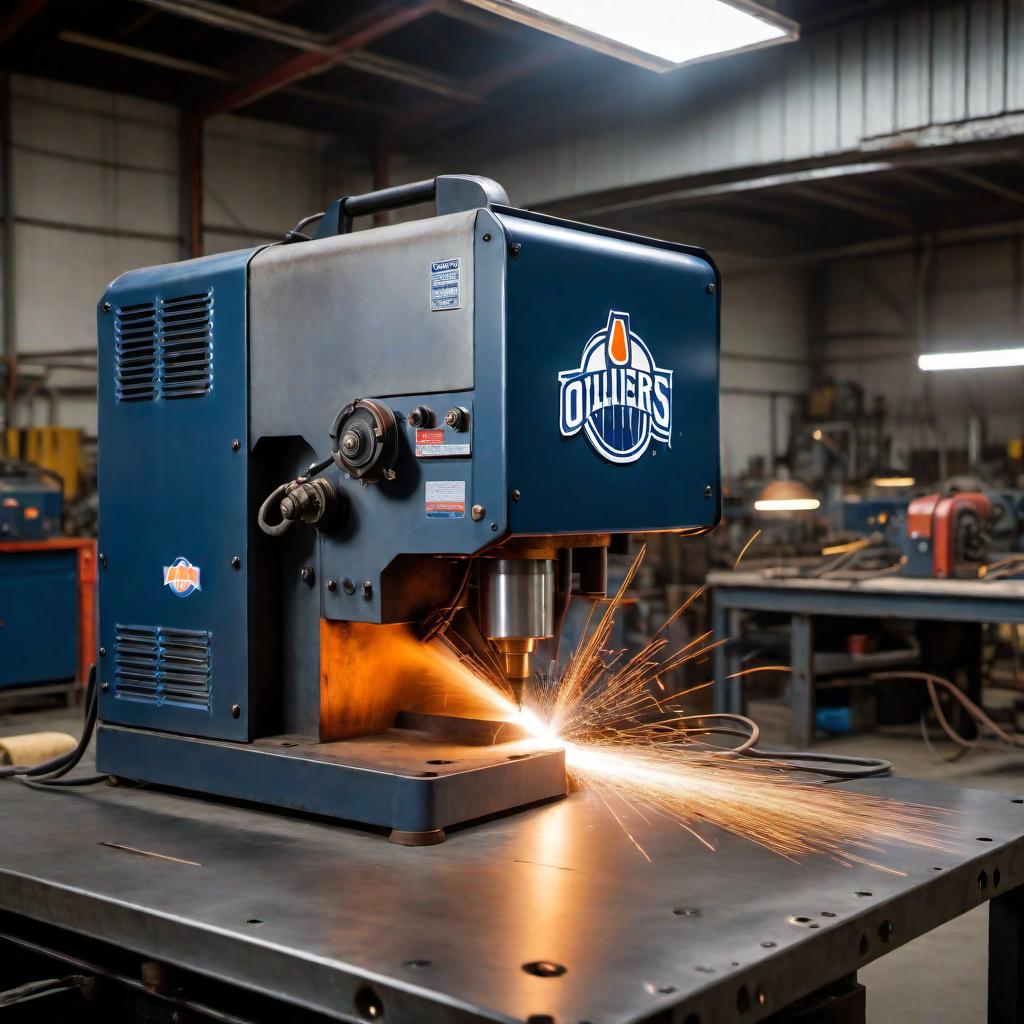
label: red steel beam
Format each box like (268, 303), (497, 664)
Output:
(199, 0), (444, 119)
(0, 0), (50, 46)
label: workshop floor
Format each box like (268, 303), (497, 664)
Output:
(2, 700), (1019, 1024)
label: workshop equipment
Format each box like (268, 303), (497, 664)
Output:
(94, 175), (721, 841)
(0, 457), (62, 540)
(903, 491), (993, 578)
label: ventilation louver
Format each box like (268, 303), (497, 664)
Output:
(113, 291), (213, 402)
(114, 624), (212, 711)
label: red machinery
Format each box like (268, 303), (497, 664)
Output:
(905, 492), (992, 578)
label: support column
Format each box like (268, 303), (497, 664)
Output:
(789, 613), (815, 747)
(989, 883), (1024, 1022)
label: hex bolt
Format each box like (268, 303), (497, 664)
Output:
(706, 282), (716, 294)
(471, 504), (485, 521)
(231, 704), (241, 719)
(482, 232), (492, 242)
(444, 407), (466, 430)
(509, 241), (522, 258)
(300, 565), (315, 587)
(511, 489), (521, 502)
(704, 485), (713, 498)
(99, 646), (107, 657)
(101, 301), (111, 313)
(231, 556), (241, 570)
(231, 439), (241, 451)
(342, 578), (355, 595)
(327, 578), (338, 592)
(361, 580), (373, 599)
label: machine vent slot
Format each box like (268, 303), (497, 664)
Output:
(114, 302), (158, 402)
(161, 292), (213, 399)
(112, 291), (213, 403)
(113, 624), (212, 711)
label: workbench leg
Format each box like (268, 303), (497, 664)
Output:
(713, 604), (745, 715)
(712, 599), (730, 713)
(989, 883), (1024, 1022)
(789, 614), (815, 748)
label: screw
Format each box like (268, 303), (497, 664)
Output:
(99, 552), (107, 568)
(231, 439), (240, 451)
(509, 241), (522, 258)
(704, 485), (712, 498)
(361, 580), (373, 598)
(342, 578), (355, 595)
(102, 301), (111, 313)
(490, 522), (498, 531)
(444, 407), (466, 430)
(511, 489), (521, 502)
(99, 646), (107, 657)
(300, 565), (315, 587)
(706, 282), (716, 294)
(472, 504), (485, 521)
(231, 556), (241, 570)
(342, 432), (359, 453)
(327, 578), (337, 592)
(231, 704), (241, 719)
(482, 232), (492, 242)
(101, 681), (109, 692)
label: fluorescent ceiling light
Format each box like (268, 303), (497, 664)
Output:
(918, 348), (1024, 372)
(462, 0), (798, 71)
(872, 475), (916, 488)
(754, 497), (821, 512)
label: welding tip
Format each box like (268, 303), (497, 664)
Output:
(508, 677), (526, 710)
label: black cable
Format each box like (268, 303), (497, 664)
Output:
(282, 210), (325, 244)
(0, 665), (105, 786)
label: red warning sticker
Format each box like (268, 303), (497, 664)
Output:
(415, 428), (471, 458)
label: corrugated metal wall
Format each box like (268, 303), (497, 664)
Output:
(401, 0), (1024, 208)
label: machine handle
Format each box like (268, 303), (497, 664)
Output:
(314, 175), (509, 237)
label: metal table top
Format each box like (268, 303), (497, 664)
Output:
(1, 775), (1022, 1023)
(707, 569), (1024, 623)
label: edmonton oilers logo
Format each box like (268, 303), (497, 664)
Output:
(163, 556), (201, 597)
(558, 311), (673, 464)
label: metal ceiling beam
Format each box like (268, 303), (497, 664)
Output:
(59, 30), (391, 116)
(0, 0), (49, 46)
(933, 166), (1024, 204)
(134, 0), (475, 106)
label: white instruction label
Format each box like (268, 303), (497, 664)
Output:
(425, 479), (466, 519)
(430, 258), (461, 311)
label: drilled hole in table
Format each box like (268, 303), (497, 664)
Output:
(427, 759), (455, 765)
(859, 934), (869, 955)
(736, 985), (751, 1014)
(760, 941), (776, 949)
(507, 754), (530, 760)
(355, 986), (384, 1021)
(244, 919), (263, 925)
(855, 891), (873, 897)
(977, 836), (994, 842)
(979, 870), (989, 891)
(1013, 799), (1023, 804)
(673, 907), (702, 917)
(403, 960), (432, 970)
(416, 772), (439, 778)
(522, 961), (567, 978)
(878, 920), (895, 943)
(994, 868), (1002, 888)
(821, 911), (837, 918)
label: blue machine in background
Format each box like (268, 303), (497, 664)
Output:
(94, 175), (721, 842)
(0, 458), (80, 693)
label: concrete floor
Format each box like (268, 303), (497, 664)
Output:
(1, 698), (1021, 1022)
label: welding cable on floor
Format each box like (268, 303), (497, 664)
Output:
(0, 665), (107, 787)
(679, 712), (892, 780)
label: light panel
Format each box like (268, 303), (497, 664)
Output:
(872, 475), (916, 488)
(753, 498), (821, 512)
(918, 348), (1024, 372)
(462, 0), (797, 71)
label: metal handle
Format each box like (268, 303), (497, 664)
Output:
(315, 175), (509, 237)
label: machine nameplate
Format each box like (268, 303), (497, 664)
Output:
(425, 479), (465, 519)
(430, 257), (461, 310)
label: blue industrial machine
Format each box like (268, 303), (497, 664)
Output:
(0, 458), (82, 692)
(95, 176), (721, 842)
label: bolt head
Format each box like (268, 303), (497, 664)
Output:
(300, 565), (315, 586)
(706, 282), (716, 294)
(231, 439), (241, 451)
(231, 556), (241, 569)
(511, 489), (521, 502)
(704, 485), (713, 498)
(102, 301), (112, 313)
(342, 433), (359, 453)
(482, 232), (492, 242)
(99, 553), (107, 567)
(342, 577), (355, 595)
(327, 578), (338, 592)
(231, 704), (241, 719)
(471, 504), (485, 521)
(99, 646), (107, 657)
(361, 580), (373, 599)
(101, 681), (109, 692)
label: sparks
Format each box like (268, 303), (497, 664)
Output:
(419, 547), (952, 864)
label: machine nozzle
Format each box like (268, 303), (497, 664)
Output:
(480, 559), (556, 710)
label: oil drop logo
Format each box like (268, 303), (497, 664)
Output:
(558, 311), (673, 464)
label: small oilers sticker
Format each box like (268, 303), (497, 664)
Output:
(558, 310), (673, 465)
(430, 258), (461, 310)
(163, 556), (202, 597)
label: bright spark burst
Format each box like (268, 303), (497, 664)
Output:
(424, 547), (952, 865)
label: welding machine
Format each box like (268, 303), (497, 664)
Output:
(95, 175), (720, 842)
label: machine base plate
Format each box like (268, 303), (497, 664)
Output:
(96, 723), (567, 835)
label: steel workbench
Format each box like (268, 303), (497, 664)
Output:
(1, 773), (1024, 1022)
(708, 570), (1024, 748)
